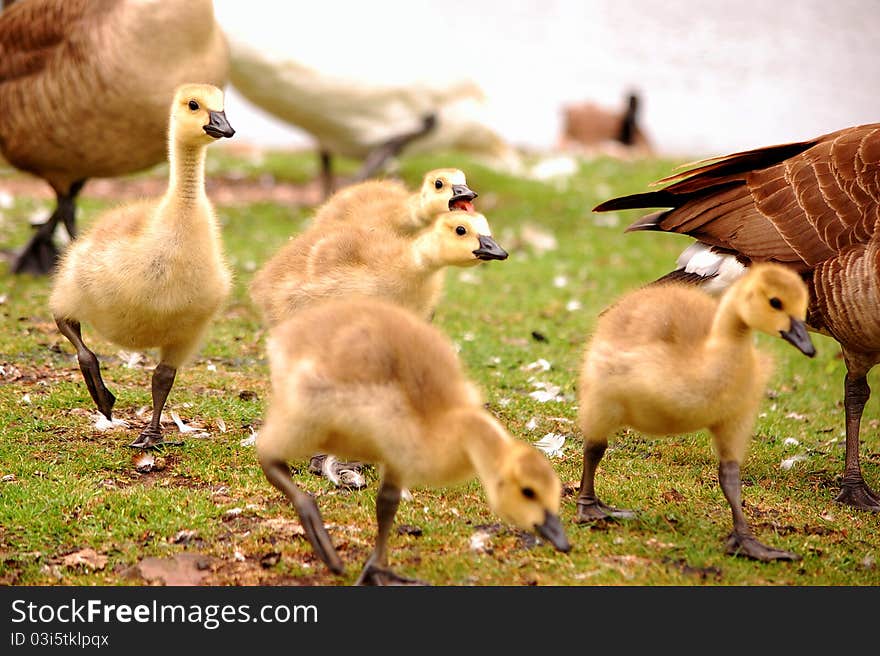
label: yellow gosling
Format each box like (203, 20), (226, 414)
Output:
(576, 263), (816, 561)
(249, 209), (507, 327)
(257, 297), (570, 584)
(49, 83), (235, 449)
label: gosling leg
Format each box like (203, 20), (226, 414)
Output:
(260, 458), (345, 575)
(54, 316), (116, 420)
(576, 441), (635, 522)
(719, 461), (800, 561)
(129, 363), (182, 449)
(13, 180), (85, 275)
(356, 479), (426, 585)
(835, 371), (880, 510)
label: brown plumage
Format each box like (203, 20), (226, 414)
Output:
(0, 0), (229, 274)
(593, 123), (880, 511)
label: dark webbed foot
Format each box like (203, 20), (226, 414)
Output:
(835, 478), (880, 511)
(725, 532), (801, 562)
(575, 499), (636, 523)
(128, 428), (183, 450)
(11, 235), (59, 275)
(355, 564), (428, 586)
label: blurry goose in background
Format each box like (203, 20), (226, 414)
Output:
(50, 84), (235, 449)
(0, 0), (229, 275)
(311, 167), (477, 234)
(224, 37), (521, 198)
(593, 123), (880, 511)
(559, 91), (653, 156)
(577, 264), (815, 561)
(249, 210), (507, 328)
(257, 297), (570, 584)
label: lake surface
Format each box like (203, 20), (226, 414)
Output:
(214, 0), (880, 158)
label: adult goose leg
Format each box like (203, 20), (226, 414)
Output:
(13, 181), (85, 275)
(837, 357), (880, 510)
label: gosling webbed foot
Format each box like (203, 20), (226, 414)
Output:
(835, 477), (880, 511)
(127, 428), (183, 450)
(355, 564), (428, 586)
(575, 498), (636, 523)
(724, 531), (801, 562)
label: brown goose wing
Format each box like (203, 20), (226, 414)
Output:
(594, 124), (880, 272)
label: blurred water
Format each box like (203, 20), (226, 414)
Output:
(215, 0), (880, 158)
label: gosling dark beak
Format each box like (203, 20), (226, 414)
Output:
(449, 184), (478, 211)
(536, 510), (570, 553)
(473, 234), (508, 261)
(203, 110), (235, 139)
(780, 317), (816, 357)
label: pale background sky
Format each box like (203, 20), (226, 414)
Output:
(214, 0), (879, 158)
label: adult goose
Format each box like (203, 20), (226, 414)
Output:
(0, 0), (229, 274)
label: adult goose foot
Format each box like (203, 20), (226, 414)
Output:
(835, 477), (880, 511)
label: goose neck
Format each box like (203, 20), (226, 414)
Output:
(166, 137), (208, 206)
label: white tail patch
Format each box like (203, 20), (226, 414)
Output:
(676, 242), (747, 295)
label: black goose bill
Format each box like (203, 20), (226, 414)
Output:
(449, 183), (478, 212)
(536, 510), (570, 552)
(473, 234), (508, 261)
(204, 110), (235, 139)
(780, 317), (816, 357)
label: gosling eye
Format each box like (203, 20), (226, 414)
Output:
(434, 179), (444, 190)
(521, 487), (536, 500)
(769, 297), (783, 310)
(188, 100), (200, 111)
(455, 225), (467, 236)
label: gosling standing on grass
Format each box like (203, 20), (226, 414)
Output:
(576, 263), (816, 561)
(257, 297), (570, 585)
(49, 84), (235, 449)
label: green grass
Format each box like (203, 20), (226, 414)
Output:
(0, 148), (878, 586)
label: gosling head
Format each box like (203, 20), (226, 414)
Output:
(170, 83), (235, 145)
(736, 263), (816, 357)
(418, 168), (478, 218)
(426, 210), (508, 267)
(486, 440), (570, 552)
